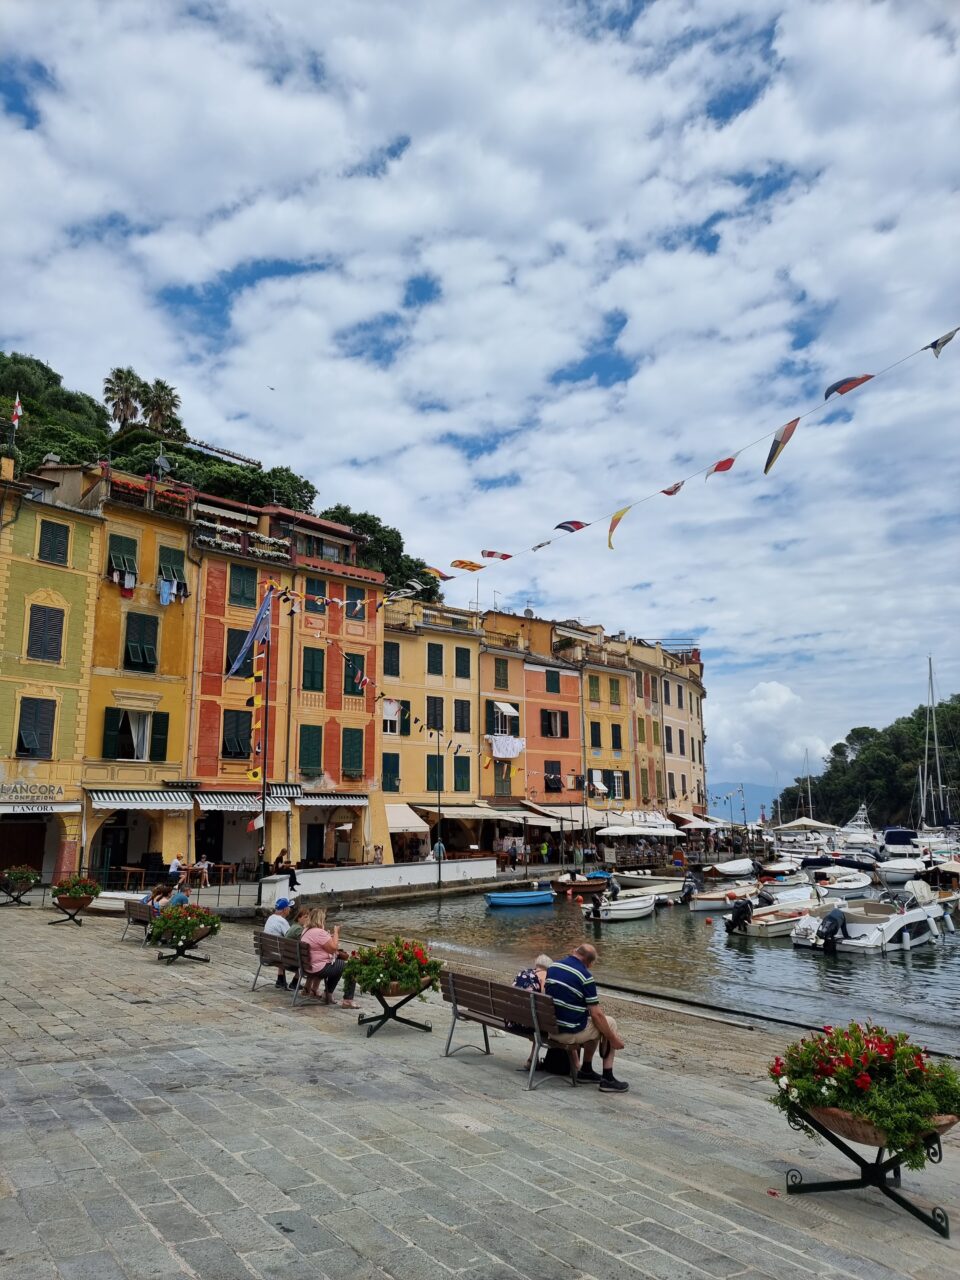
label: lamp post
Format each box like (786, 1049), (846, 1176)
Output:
(433, 729), (443, 894)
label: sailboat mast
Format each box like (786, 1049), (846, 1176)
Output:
(921, 657), (932, 827)
(805, 749), (813, 819)
(930, 658), (946, 822)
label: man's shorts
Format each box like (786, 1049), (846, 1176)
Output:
(552, 1015), (618, 1046)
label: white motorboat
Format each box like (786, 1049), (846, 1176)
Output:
(886, 880), (957, 932)
(724, 896), (845, 939)
(838, 803), (879, 851)
(710, 858), (757, 878)
(757, 872), (808, 892)
(807, 869), (873, 899)
(876, 857), (928, 887)
(760, 857), (804, 875)
(689, 881), (758, 912)
(614, 871), (686, 896)
(761, 882), (830, 905)
(791, 900), (940, 953)
(582, 893), (656, 922)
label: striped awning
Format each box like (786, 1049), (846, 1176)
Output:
(296, 793), (368, 808)
(268, 784), (303, 798)
(196, 792), (289, 812)
(87, 790), (195, 811)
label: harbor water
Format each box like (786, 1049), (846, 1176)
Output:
(343, 892), (960, 1056)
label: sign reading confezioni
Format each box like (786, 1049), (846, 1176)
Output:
(0, 783), (80, 814)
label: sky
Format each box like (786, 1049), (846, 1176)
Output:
(2, 0), (959, 793)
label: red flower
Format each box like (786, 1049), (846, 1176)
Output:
(853, 1072), (872, 1091)
(859, 1052), (870, 1066)
(822, 1025), (833, 1034)
(840, 1053), (854, 1069)
(770, 1057), (784, 1078)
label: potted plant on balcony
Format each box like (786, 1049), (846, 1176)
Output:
(149, 903), (222, 964)
(50, 874), (102, 912)
(343, 936), (442, 999)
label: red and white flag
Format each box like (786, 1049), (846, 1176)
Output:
(354, 670), (370, 690)
(11, 392), (22, 428)
(481, 550), (512, 560)
(661, 481), (684, 496)
(246, 813), (265, 833)
(705, 456), (736, 480)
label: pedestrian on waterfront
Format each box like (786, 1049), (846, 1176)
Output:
(539, 839), (549, 865)
(300, 908), (358, 1008)
(544, 944), (628, 1092)
(264, 897), (293, 988)
(509, 953), (554, 1069)
(509, 839), (519, 871)
(168, 884), (192, 908)
(431, 836), (446, 861)
(194, 855), (212, 888)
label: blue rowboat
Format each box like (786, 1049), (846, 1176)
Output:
(485, 890), (556, 908)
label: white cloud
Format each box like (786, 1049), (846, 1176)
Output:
(2, 0), (959, 789)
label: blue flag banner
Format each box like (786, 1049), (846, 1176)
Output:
(226, 588), (273, 677)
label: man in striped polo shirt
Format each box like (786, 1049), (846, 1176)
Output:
(544, 944), (628, 1092)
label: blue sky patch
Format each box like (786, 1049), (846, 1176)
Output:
(403, 274), (441, 308)
(335, 311), (407, 367)
(551, 309), (637, 386)
(0, 58), (55, 129)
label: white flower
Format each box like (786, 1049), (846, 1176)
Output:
(823, 1077), (836, 1088)
(777, 1077), (789, 1091)
(788, 1088), (799, 1101)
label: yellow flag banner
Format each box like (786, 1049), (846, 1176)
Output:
(246, 768), (262, 782)
(607, 506), (631, 549)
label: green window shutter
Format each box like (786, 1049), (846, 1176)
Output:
(229, 565), (257, 607)
(39, 520), (69, 565)
(28, 605), (64, 662)
(622, 770), (631, 800)
(341, 727), (364, 776)
(454, 755), (470, 792)
(590, 721), (601, 748)
(588, 674), (600, 701)
(222, 709), (252, 757)
(426, 696), (444, 730)
(346, 586), (366, 620)
(158, 545), (186, 582)
(545, 669), (560, 694)
(559, 710), (569, 738)
(383, 640), (400, 677)
(609, 678), (620, 705)
(108, 533), (139, 575)
(343, 652), (364, 694)
(102, 707), (123, 759)
(602, 769), (615, 797)
(225, 627), (252, 678)
(637, 717), (646, 744)
(382, 752), (400, 792)
(149, 711), (169, 762)
(426, 754), (444, 793)
(427, 642), (443, 675)
(541, 709), (552, 736)
(299, 724), (323, 772)
(305, 576), (326, 613)
(485, 699), (496, 734)
(17, 697), (56, 758)
(454, 699), (470, 733)
(509, 712), (520, 737)
(494, 657), (508, 689)
(455, 647), (470, 678)
(653, 721), (660, 747)
(611, 723), (622, 750)
(679, 729), (685, 757)
(126, 613), (158, 671)
(399, 699), (411, 735)
(303, 646), (325, 691)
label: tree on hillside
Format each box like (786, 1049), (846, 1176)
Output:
(140, 379), (185, 439)
(317, 503), (441, 599)
(103, 366), (144, 432)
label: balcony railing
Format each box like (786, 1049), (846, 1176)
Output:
(192, 527), (292, 563)
(384, 608), (417, 630)
(484, 631), (524, 651)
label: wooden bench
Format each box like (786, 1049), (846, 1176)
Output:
(440, 970), (579, 1090)
(120, 899), (155, 945)
(251, 931), (326, 1008)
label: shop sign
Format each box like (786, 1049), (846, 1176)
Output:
(0, 783), (66, 800)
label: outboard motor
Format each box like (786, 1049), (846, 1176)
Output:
(757, 887), (776, 908)
(724, 897), (754, 935)
(816, 906), (849, 954)
(607, 876), (621, 901)
(679, 871), (701, 904)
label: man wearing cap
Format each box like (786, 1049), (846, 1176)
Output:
(264, 898), (293, 988)
(544, 944), (628, 1093)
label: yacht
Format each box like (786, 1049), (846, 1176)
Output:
(791, 900), (940, 953)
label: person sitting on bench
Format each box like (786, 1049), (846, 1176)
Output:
(544, 944), (628, 1093)
(300, 908), (358, 1008)
(508, 954), (554, 1070)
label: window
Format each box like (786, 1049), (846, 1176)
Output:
(677, 684), (683, 709)
(427, 642), (443, 675)
(611, 723), (622, 750)
(305, 576), (326, 613)
(229, 565), (257, 608)
(383, 640), (400, 677)
(656, 768), (664, 801)
(102, 708), (168, 762)
(343, 652), (364, 694)
(302, 646), (325, 692)
(383, 698), (410, 736)
(454, 755), (470, 793)
(609, 677), (621, 705)
(668, 771), (676, 800)
(345, 585), (366, 621)
(544, 760), (563, 792)
(454, 699), (471, 733)
(612, 771), (624, 800)
(650, 677), (659, 703)
(663, 681), (671, 706)
(494, 657), (508, 690)
(545, 669), (560, 694)
(124, 613), (159, 673)
(681, 773), (687, 796)
(588, 674), (600, 702)
(341, 727), (364, 778)
(16, 697), (55, 758)
(486, 700), (520, 736)
(27, 604), (64, 663)
(637, 717), (646, 744)
(664, 725), (673, 753)
(540, 709), (570, 739)
(621, 769), (631, 800)
(426, 696), (444, 730)
(38, 520), (69, 565)
(455, 647), (471, 679)
(652, 721), (660, 747)
(679, 729), (686, 757)
(299, 725), (323, 776)
(108, 533), (138, 577)
(382, 751), (400, 792)
(426, 754), (444, 792)
(589, 721), (601, 749)
(225, 627), (252, 678)
(222, 710), (252, 758)
(493, 760), (511, 796)
(158, 545), (186, 584)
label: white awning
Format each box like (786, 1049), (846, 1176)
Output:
(386, 804), (430, 834)
(415, 803), (493, 823)
(295, 793), (368, 808)
(196, 792), (289, 812)
(671, 815), (714, 830)
(522, 803), (608, 830)
(494, 701), (519, 717)
(486, 808), (533, 826)
(88, 790), (195, 811)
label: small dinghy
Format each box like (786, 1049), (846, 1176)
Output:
(724, 895), (844, 939)
(485, 890), (556, 908)
(876, 857), (928, 887)
(791, 900), (940, 953)
(689, 881), (758, 911)
(808, 869), (873, 899)
(551, 872), (609, 892)
(710, 858), (757, 878)
(582, 892), (656, 923)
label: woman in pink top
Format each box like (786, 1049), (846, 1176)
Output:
(300, 908), (358, 1007)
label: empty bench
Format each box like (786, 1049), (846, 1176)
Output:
(120, 899), (155, 945)
(440, 970), (579, 1090)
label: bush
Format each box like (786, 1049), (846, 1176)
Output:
(342, 936), (443, 997)
(149, 904), (221, 946)
(769, 1021), (960, 1169)
(51, 875), (102, 899)
(4, 865), (41, 887)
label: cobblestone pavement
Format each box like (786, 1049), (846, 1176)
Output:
(0, 909), (956, 1280)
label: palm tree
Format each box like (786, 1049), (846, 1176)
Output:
(103, 367), (144, 432)
(140, 379), (183, 436)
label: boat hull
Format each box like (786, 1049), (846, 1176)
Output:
(582, 895), (656, 922)
(791, 902), (939, 952)
(689, 882), (757, 911)
(485, 891), (556, 908)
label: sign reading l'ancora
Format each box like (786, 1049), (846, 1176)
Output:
(0, 783), (66, 801)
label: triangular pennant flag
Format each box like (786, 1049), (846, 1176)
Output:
(425, 567), (454, 581)
(450, 559), (484, 571)
(481, 550), (512, 560)
(245, 694), (263, 708)
(531, 541), (551, 551)
(246, 813), (265, 832)
(661, 481), (684, 496)
(824, 374), (873, 399)
(483, 756), (493, 770)
(406, 580), (426, 590)
(554, 520), (586, 533)
(763, 418), (799, 476)
(607, 506), (631, 550)
(924, 326), (959, 358)
(705, 456), (736, 480)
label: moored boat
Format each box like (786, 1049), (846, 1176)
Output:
(485, 890), (556, 908)
(807, 869), (873, 899)
(582, 893), (656, 922)
(791, 900), (940, 953)
(875, 857), (928, 887)
(689, 881), (757, 912)
(724, 896), (846, 939)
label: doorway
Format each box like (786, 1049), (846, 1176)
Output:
(195, 811), (224, 862)
(94, 823), (129, 879)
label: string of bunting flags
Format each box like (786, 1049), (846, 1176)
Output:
(424, 324), (957, 578)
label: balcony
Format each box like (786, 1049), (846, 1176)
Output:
(384, 607), (417, 631)
(192, 524), (292, 563)
(484, 631), (525, 651)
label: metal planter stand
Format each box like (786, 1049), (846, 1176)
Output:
(358, 985), (433, 1039)
(785, 1104), (950, 1239)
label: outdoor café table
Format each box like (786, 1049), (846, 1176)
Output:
(210, 862), (236, 885)
(121, 865), (146, 891)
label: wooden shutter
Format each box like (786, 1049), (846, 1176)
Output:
(427, 754), (443, 793)
(343, 652), (363, 694)
(230, 565), (256, 607)
(399, 699), (411, 736)
(102, 707), (123, 759)
(485, 699), (496, 734)
(622, 770), (631, 800)
(455, 647), (470, 678)
(299, 724), (323, 771)
(653, 721), (660, 746)
(454, 699), (470, 733)
(341, 727), (364, 776)
(303, 647), (325, 691)
(545, 669), (560, 694)
(454, 755), (470, 792)
(590, 721), (601, 748)
(305, 576), (326, 613)
(382, 752), (400, 791)
(39, 520), (69, 564)
(611, 723), (622, 750)
(426, 696), (443, 730)
(28, 605), (63, 662)
(384, 641), (400, 676)
(158, 545), (185, 582)
(149, 712), (169, 762)
(427, 643), (443, 675)
(559, 710), (569, 739)
(540, 708), (551, 737)
(35, 699), (55, 756)
(225, 627), (251, 676)
(602, 769), (615, 797)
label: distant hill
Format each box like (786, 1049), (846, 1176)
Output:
(707, 781), (780, 824)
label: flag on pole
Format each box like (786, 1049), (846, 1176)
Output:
(607, 506), (631, 550)
(824, 374), (873, 399)
(11, 392), (22, 429)
(763, 418), (799, 476)
(246, 813), (265, 832)
(705, 456), (736, 480)
(661, 481), (684, 496)
(226, 589), (273, 677)
(924, 327), (959, 358)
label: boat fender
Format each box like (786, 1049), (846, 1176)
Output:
(902, 928), (911, 951)
(705, 916), (713, 924)
(575, 895), (583, 904)
(943, 913), (955, 933)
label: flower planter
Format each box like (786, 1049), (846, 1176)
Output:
(808, 1106), (959, 1149)
(376, 979), (433, 999)
(55, 895), (93, 912)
